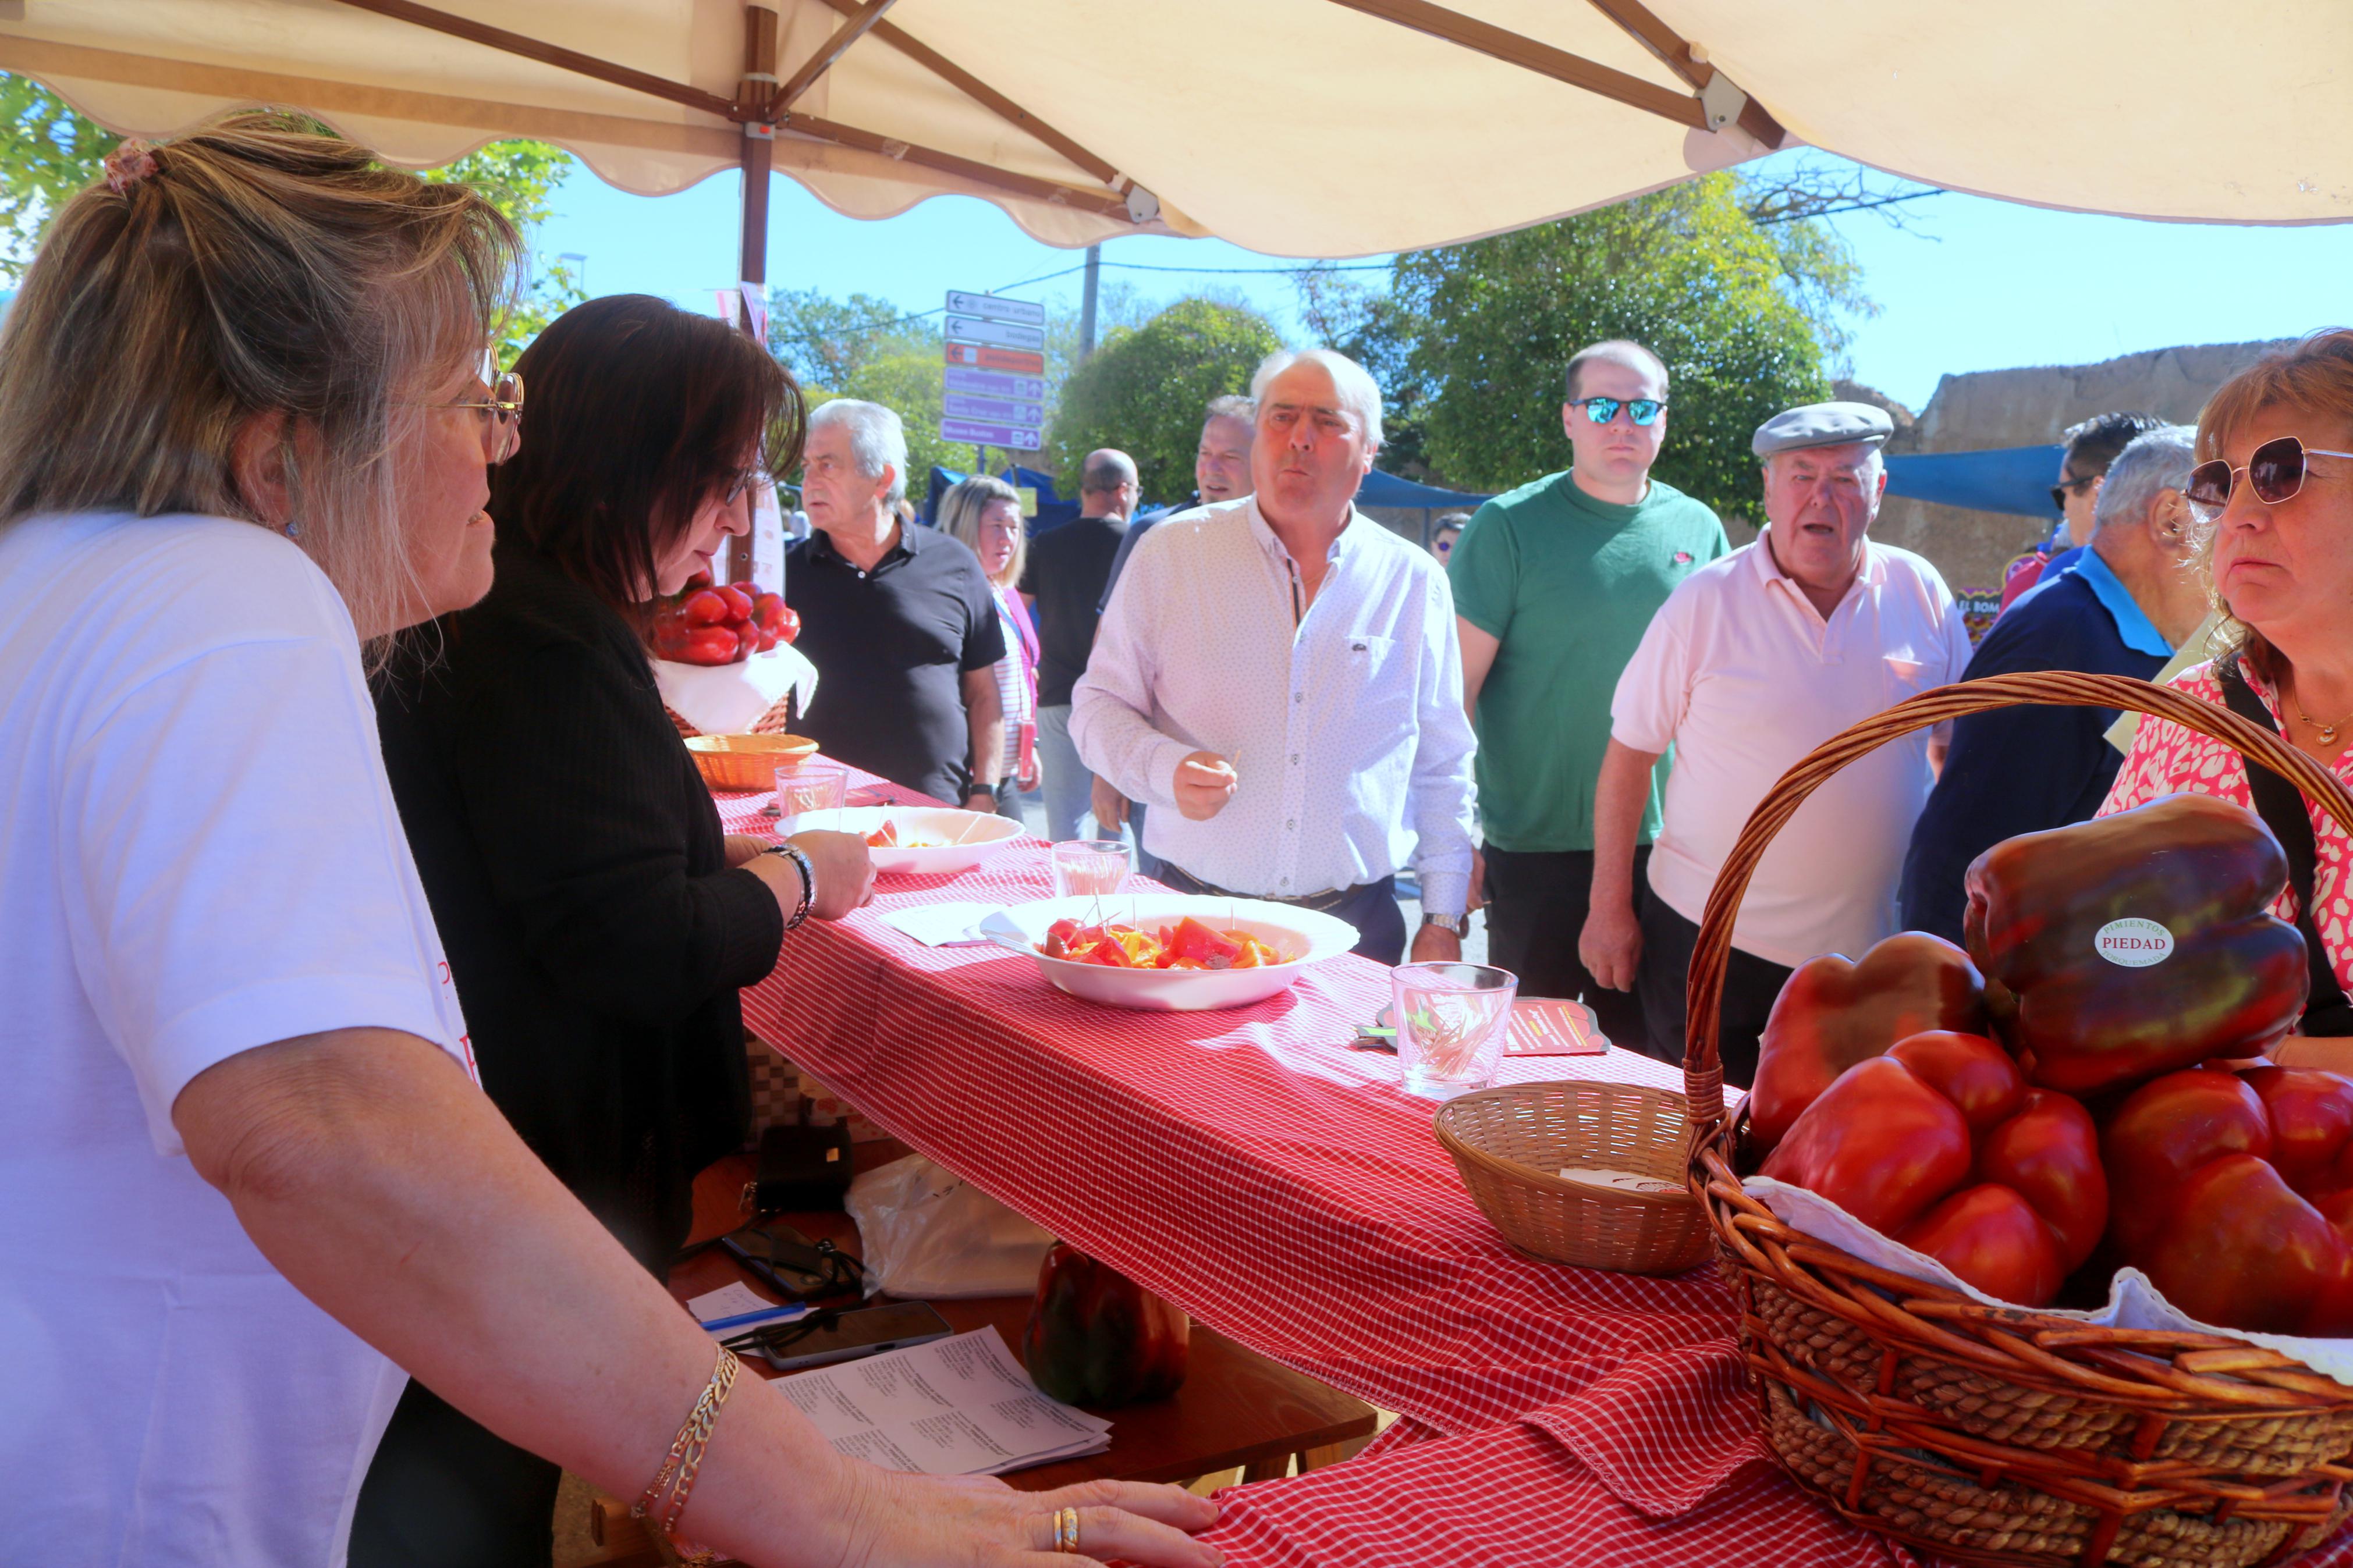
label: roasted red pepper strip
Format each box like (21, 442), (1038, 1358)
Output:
(1964, 793), (2309, 1096)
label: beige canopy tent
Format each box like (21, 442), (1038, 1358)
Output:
(4, 0), (2349, 297)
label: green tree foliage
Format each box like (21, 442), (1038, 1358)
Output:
(1046, 298), (1282, 503)
(769, 287), (959, 503)
(0, 73), (119, 281)
(1295, 173), (1857, 520)
(0, 73), (577, 360)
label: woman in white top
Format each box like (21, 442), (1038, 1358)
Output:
(0, 115), (1214, 1568)
(939, 474), (1042, 820)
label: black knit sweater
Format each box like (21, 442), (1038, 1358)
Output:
(373, 538), (782, 1270)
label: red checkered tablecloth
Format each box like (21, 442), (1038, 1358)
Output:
(720, 773), (2353, 1568)
(725, 777), (1736, 1439)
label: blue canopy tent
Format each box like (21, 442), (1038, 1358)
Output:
(924, 464), (1082, 534)
(1884, 446), (2065, 520)
(1355, 470), (1495, 510)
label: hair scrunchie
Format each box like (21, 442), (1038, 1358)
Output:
(103, 139), (160, 195)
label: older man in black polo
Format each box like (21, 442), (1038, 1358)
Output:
(785, 400), (1005, 808)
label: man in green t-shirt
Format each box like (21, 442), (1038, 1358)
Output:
(1448, 339), (1728, 1047)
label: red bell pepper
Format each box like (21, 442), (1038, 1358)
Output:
(1022, 1244), (1190, 1407)
(1759, 1030), (2106, 1306)
(2104, 1066), (2353, 1334)
(1748, 931), (1989, 1155)
(1964, 792), (2309, 1096)
(1163, 916), (1242, 970)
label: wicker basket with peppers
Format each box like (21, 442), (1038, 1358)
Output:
(649, 572), (797, 666)
(1688, 670), (2353, 1568)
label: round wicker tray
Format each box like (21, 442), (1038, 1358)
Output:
(1435, 1080), (1710, 1275)
(683, 732), (817, 792)
(1682, 669), (2353, 1568)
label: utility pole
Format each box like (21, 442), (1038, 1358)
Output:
(1078, 243), (1101, 361)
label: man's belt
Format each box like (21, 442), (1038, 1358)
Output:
(1155, 861), (1385, 913)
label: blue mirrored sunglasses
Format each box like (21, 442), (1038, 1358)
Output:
(1573, 396), (1667, 427)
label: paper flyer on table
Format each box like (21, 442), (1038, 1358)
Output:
(769, 1327), (1110, 1475)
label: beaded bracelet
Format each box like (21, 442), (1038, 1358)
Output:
(762, 841), (815, 930)
(633, 1346), (740, 1566)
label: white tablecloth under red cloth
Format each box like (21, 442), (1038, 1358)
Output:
(716, 770), (2353, 1568)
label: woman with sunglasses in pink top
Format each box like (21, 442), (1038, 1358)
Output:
(2100, 329), (2353, 1045)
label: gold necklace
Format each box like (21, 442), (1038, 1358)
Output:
(2290, 684), (2353, 746)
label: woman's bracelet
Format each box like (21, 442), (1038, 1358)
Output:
(633, 1346), (740, 1565)
(762, 841), (815, 930)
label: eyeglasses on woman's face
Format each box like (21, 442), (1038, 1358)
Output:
(724, 467), (773, 508)
(425, 371), (524, 464)
(2185, 434), (2353, 522)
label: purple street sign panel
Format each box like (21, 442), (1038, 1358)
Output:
(939, 416), (1044, 449)
(945, 365), (1046, 402)
(945, 391), (1045, 426)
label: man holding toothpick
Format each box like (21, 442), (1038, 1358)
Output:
(1070, 349), (1478, 965)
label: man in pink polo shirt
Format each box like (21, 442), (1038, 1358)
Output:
(1579, 402), (1972, 1084)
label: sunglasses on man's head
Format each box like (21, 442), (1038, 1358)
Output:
(2185, 435), (2353, 518)
(1571, 396), (1666, 427)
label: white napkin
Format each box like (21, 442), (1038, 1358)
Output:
(879, 902), (1004, 947)
(655, 643), (818, 736)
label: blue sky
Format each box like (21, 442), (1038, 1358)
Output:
(531, 152), (2353, 417)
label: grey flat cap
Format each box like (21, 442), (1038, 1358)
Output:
(1752, 400), (1894, 459)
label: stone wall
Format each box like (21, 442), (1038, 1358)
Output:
(1850, 340), (2292, 593)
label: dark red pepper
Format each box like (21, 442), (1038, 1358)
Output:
(1022, 1244), (1190, 1407)
(1748, 931), (1988, 1156)
(1964, 793), (2308, 1096)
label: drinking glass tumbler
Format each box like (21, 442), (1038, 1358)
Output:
(1050, 839), (1131, 899)
(775, 760), (849, 831)
(1390, 962), (1520, 1098)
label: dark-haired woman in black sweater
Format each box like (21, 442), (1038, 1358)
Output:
(352, 296), (875, 1566)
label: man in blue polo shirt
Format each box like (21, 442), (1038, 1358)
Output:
(1899, 426), (2210, 942)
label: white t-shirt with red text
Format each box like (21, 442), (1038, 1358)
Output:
(0, 513), (474, 1566)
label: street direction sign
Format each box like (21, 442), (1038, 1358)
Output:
(940, 415), (1042, 449)
(945, 341), (1046, 375)
(945, 290), (1046, 326)
(945, 365), (1046, 402)
(945, 312), (1046, 351)
(945, 391), (1046, 426)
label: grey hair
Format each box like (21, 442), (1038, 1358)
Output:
(809, 397), (908, 504)
(935, 474), (1024, 588)
(2093, 425), (2197, 534)
(1204, 393), (1255, 424)
(1250, 348), (1383, 451)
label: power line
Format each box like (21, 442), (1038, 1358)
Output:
(767, 256), (1396, 349)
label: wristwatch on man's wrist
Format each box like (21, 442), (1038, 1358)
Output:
(1421, 912), (1471, 938)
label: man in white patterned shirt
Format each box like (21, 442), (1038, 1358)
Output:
(1071, 349), (1478, 964)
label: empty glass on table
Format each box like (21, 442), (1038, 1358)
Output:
(1390, 962), (1520, 1098)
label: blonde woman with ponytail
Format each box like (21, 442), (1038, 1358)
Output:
(0, 115), (1216, 1568)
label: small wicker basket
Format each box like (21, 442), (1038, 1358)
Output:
(1684, 670), (2353, 1568)
(684, 732), (818, 792)
(1435, 1080), (1712, 1275)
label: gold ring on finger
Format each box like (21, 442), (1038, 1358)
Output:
(1053, 1505), (1081, 1553)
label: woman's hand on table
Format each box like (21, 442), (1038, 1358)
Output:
(724, 833), (772, 869)
(843, 1469), (1221, 1567)
(788, 829), (875, 919)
